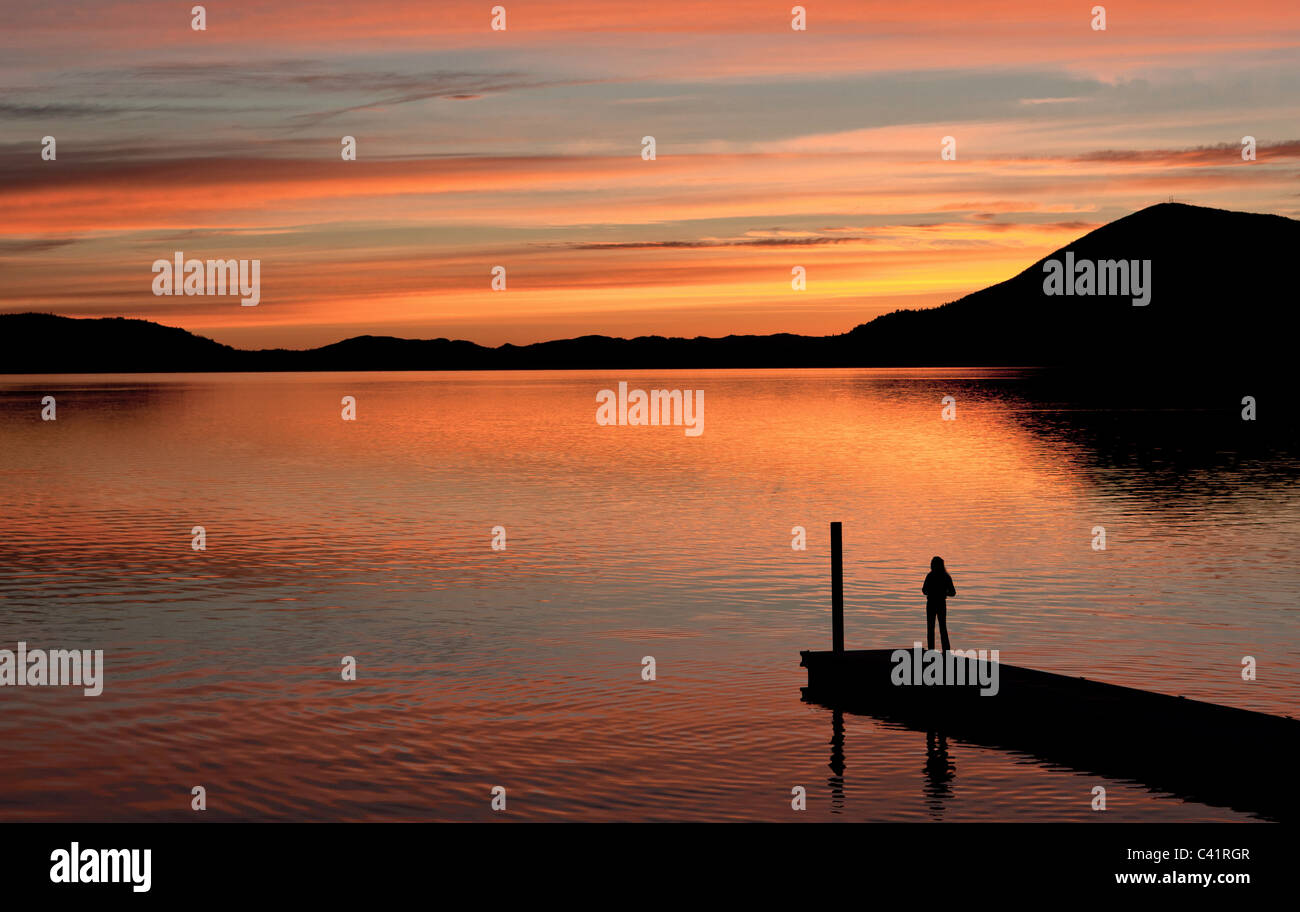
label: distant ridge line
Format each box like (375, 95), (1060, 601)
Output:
(2, 204), (1295, 376)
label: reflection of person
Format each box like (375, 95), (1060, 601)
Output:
(924, 730), (955, 816)
(922, 556), (956, 651)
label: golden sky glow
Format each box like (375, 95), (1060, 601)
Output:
(2, 1), (1298, 347)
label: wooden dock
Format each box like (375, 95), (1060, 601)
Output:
(801, 523), (1300, 821)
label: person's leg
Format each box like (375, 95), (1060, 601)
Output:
(927, 604), (936, 651)
(938, 605), (951, 651)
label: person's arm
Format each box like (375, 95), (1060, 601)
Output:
(947, 576), (956, 598)
(922, 574), (931, 595)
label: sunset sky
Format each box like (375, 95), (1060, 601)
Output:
(2, 0), (1298, 349)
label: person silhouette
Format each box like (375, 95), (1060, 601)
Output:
(922, 556), (955, 651)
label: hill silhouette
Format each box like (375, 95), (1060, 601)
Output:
(2, 203), (1293, 378)
(848, 202), (1297, 371)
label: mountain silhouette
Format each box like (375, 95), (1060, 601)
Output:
(2, 203), (1293, 378)
(847, 202), (1296, 372)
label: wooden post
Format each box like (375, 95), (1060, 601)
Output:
(831, 521), (843, 653)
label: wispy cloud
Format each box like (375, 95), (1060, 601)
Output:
(2, 0), (1298, 346)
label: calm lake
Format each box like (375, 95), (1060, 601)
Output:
(0, 369), (1296, 821)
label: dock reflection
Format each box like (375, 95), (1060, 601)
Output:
(827, 709), (846, 813)
(822, 709), (960, 818)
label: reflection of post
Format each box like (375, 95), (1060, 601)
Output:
(923, 730), (955, 818)
(827, 709), (845, 813)
(830, 521), (843, 653)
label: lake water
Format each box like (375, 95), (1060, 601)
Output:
(0, 369), (1295, 821)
